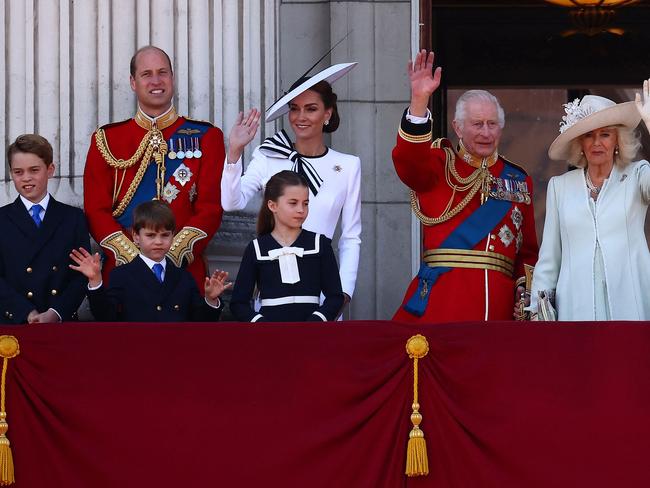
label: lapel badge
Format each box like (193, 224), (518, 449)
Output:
(620, 174), (628, 182)
(333, 164), (342, 172)
(162, 182), (181, 203)
(173, 163), (193, 187)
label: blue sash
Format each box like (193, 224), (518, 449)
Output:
(403, 163), (525, 317)
(116, 120), (210, 228)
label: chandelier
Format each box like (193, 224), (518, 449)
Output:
(545, 0), (639, 36)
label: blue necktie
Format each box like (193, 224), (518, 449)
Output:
(30, 204), (43, 228)
(152, 263), (164, 283)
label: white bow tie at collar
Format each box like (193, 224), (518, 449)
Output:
(267, 247), (304, 284)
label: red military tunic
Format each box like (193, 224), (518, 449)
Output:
(392, 111), (538, 323)
(84, 107), (225, 289)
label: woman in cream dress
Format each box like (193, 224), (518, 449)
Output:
(530, 81), (650, 320)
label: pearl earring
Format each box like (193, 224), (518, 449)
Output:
(615, 146), (620, 155)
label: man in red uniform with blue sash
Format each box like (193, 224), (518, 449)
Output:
(84, 46), (225, 289)
(393, 50), (538, 323)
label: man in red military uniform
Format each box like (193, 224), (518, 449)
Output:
(393, 50), (538, 323)
(84, 46), (224, 289)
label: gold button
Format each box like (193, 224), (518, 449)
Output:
(156, 305), (162, 311)
(490, 235), (496, 240)
(26, 267), (32, 273)
(52, 266), (57, 272)
(8, 314), (12, 319)
(27, 292), (33, 298)
(489, 245), (495, 251)
(51, 289), (57, 296)
(174, 304), (180, 310)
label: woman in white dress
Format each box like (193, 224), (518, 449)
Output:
(222, 64), (361, 305)
(530, 80), (650, 320)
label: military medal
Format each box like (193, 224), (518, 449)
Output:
(172, 163), (193, 187)
(176, 138), (185, 159)
(185, 138), (194, 159)
(162, 182), (181, 203)
(511, 206), (523, 230)
(168, 139), (177, 160)
(499, 224), (515, 247)
(193, 137), (202, 158)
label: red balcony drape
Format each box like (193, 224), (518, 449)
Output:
(1, 321), (649, 487)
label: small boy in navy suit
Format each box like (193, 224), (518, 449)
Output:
(70, 200), (230, 321)
(0, 134), (90, 324)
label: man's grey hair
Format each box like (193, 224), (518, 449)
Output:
(454, 90), (505, 129)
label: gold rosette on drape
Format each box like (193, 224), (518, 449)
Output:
(405, 334), (429, 477)
(0, 336), (19, 485)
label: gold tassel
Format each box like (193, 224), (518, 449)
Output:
(0, 336), (20, 486)
(405, 334), (430, 477)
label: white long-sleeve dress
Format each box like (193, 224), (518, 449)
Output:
(221, 146), (361, 297)
(531, 160), (650, 320)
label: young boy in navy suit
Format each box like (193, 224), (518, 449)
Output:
(70, 200), (230, 321)
(0, 134), (90, 324)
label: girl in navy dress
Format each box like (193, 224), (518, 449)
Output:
(230, 171), (344, 322)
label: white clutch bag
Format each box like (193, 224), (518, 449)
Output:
(533, 290), (557, 321)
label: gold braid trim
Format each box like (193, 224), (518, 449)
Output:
(100, 231), (139, 266)
(398, 126), (432, 143)
(95, 128), (153, 169)
(95, 127), (168, 218)
(410, 147), (491, 226)
(166, 227), (208, 267)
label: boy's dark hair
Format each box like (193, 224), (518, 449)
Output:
(132, 200), (176, 233)
(257, 170), (309, 236)
(7, 134), (53, 167)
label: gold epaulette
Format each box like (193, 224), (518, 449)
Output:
(100, 231), (139, 265)
(431, 137), (451, 149)
(166, 226), (208, 267)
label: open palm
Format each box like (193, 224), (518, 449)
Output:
(635, 79), (650, 123)
(408, 50), (442, 100)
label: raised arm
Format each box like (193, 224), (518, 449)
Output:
(408, 49), (442, 117)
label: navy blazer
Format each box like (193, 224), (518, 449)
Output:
(0, 196), (90, 323)
(88, 256), (222, 322)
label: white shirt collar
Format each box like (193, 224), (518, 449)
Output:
(138, 254), (167, 271)
(20, 193), (50, 213)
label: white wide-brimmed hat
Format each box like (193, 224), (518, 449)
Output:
(548, 95), (641, 161)
(265, 62), (358, 122)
